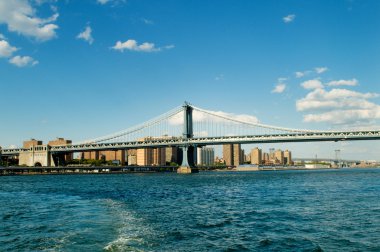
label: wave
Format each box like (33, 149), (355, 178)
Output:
(102, 199), (154, 252)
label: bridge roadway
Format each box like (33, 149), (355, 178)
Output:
(2, 130), (380, 155)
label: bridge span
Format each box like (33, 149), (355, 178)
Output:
(1, 103), (380, 173)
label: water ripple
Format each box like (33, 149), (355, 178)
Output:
(1, 168), (380, 251)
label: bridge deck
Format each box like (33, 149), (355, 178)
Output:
(1, 130), (380, 155)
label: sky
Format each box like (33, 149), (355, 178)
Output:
(0, 0), (380, 161)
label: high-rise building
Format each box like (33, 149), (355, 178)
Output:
(153, 148), (166, 166)
(223, 144), (233, 166)
(284, 150), (292, 165)
(269, 148), (275, 161)
(251, 147), (262, 165)
(81, 150), (126, 164)
(239, 148), (245, 164)
(262, 152), (270, 164)
(235, 144), (243, 166)
(275, 149), (284, 165)
(98, 150), (126, 164)
(245, 153), (251, 163)
(82, 151), (99, 160)
(223, 144), (242, 166)
(137, 148), (153, 166)
(165, 147), (179, 164)
(127, 149), (137, 165)
(197, 147), (202, 165)
(197, 147), (215, 166)
(137, 147), (166, 166)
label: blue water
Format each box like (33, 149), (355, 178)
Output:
(1, 169), (380, 251)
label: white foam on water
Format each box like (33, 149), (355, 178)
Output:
(102, 198), (154, 252)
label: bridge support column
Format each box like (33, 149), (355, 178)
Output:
(177, 145), (198, 173)
(177, 102), (198, 174)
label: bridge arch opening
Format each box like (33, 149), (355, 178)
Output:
(34, 162), (42, 167)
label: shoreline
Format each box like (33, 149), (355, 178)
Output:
(1, 165), (379, 176)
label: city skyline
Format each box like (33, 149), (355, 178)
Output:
(1, 1), (380, 161)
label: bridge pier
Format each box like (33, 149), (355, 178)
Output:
(177, 145), (198, 173)
(177, 102), (198, 174)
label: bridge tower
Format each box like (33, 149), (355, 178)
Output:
(177, 102), (198, 173)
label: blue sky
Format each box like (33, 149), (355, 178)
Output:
(1, 0), (380, 160)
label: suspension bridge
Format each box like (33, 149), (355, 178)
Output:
(1, 102), (380, 173)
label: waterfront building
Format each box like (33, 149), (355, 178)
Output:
(197, 147), (215, 166)
(101, 150), (126, 164)
(153, 148), (166, 166)
(48, 138), (73, 162)
(223, 144), (242, 166)
(269, 148), (275, 161)
(127, 149), (137, 165)
(262, 152), (270, 165)
(240, 149), (245, 164)
(245, 153), (251, 163)
(19, 138), (72, 167)
(251, 147), (262, 165)
(275, 149), (284, 165)
(165, 147), (179, 164)
(82, 151), (99, 160)
(23, 139), (43, 148)
(136, 147), (152, 166)
(136, 137), (167, 166)
(284, 150), (292, 165)
(136, 147), (166, 166)
(81, 150), (126, 164)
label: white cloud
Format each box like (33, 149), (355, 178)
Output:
(0, 0), (58, 41)
(295, 70), (312, 78)
(9, 55), (39, 67)
(278, 77), (287, 82)
(0, 40), (18, 58)
(297, 88), (378, 110)
(283, 14), (296, 23)
(327, 78), (358, 87)
(112, 39), (174, 52)
(141, 18), (154, 25)
(112, 40), (157, 52)
(301, 79), (324, 90)
(296, 87), (380, 125)
(164, 44), (175, 50)
(303, 109), (380, 124)
(295, 71), (305, 78)
(97, 0), (111, 4)
(77, 26), (94, 45)
(97, 0), (126, 5)
(296, 67), (328, 78)
(0, 34), (5, 39)
(34, 0), (57, 5)
(315, 67), (328, 74)
(215, 74), (224, 81)
(272, 84), (286, 93)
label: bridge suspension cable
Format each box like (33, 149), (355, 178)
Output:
(191, 105), (323, 137)
(74, 103), (353, 145)
(75, 105), (184, 144)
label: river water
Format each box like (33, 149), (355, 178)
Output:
(1, 168), (380, 251)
